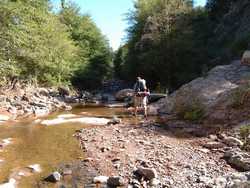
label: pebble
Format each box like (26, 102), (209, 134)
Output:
(107, 176), (125, 187)
(44, 171), (61, 183)
(93, 176), (109, 184)
(27, 164), (42, 173)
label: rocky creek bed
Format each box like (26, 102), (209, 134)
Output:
(62, 119), (249, 188)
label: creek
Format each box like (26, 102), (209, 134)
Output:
(0, 106), (125, 188)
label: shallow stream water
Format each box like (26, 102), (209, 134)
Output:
(0, 106), (126, 187)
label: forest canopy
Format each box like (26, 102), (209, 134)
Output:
(114, 0), (249, 91)
(0, 0), (112, 88)
(1, 0), (248, 91)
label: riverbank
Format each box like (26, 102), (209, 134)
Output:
(0, 83), (250, 187)
(70, 119), (249, 188)
(0, 86), (80, 123)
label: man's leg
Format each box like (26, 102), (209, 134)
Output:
(134, 96), (138, 116)
(142, 96), (147, 118)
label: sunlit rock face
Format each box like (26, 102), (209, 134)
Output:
(156, 60), (250, 123)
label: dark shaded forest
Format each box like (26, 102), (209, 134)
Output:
(114, 0), (250, 91)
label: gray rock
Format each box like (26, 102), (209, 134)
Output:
(213, 176), (227, 188)
(38, 88), (49, 97)
(129, 179), (140, 188)
(44, 171), (61, 183)
(115, 89), (134, 101)
(223, 136), (244, 147)
(58, 87), (70, 97)
(0, 114), (10, 121)
(107, 116), (122, 125)
(93, 176), (109, 184)
(134, 167), (158, 180)
(197, 176), (212, 184)
(224, 148), (250, 171)
(107, 176), (125, 187)
(0, 95), (6, 102)
(209, 172), (250, 188)
(34, 108), (49, 117)
(209, 134), (218, 140)
(64, 105), (72, 111)
(30, 101), (47, 108)
(203, 141), (225, 149)
(156, 61), (250, 122)
(149, 178), (160, 187)
(8, 106), (17, 114)
(148, 93), (167, 103)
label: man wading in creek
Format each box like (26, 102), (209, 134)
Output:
(133, 76), (150, 118)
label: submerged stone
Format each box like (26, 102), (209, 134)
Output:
(44, 171), (61, 183)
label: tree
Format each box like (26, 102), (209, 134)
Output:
(206, 0), (233, 22)
(0, 0), (77, 86)
(59, 3), (112, 90)
(123, 0), (208, 90)
(113, 45), (128, 79)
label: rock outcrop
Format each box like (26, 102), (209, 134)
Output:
(156, 61), (250, 123)
(206, 172), (250, 188)
(224, 148), (250, 171)
(115, 89), (134, 101)
(0, 86), (76, 122)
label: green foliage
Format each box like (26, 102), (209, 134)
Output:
(230, 34), (250, 57)
(176, 101), (205, 122)
(0, 0), (112, 88)
(240, 125), (250, 151)
(0, 0), (77, 86)
(155, 82), (166, 93)
(119, 0), (212, 90)
(206, 0), (232, 22)
(117, 0), (250, 91)
(113, 45), (128, 79)
(59, 4), (112, 90)
(240, 125), (250, 141)
(231, 84), (250, 108)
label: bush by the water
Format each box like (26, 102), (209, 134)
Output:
(240, 125), (250, 151)
(240, 125), (250, 141)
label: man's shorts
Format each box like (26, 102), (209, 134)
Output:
(134, 96), (147, 107)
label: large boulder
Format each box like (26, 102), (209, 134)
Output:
(224, 148), (250, 171)
(115, 89), (134, 101)
(156, 61), (250, 122)
(222, 136), (244, 147)
(241, 51), (250, 66)
(0, 114), (11, 121)
(148, 93), (167, 103)
(134, 167), (158, 180)
(107, 176), (125, 187)
(58, 86), (70, 97)
(206, 172), (250, 188)
(37, 88), (49, 97)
